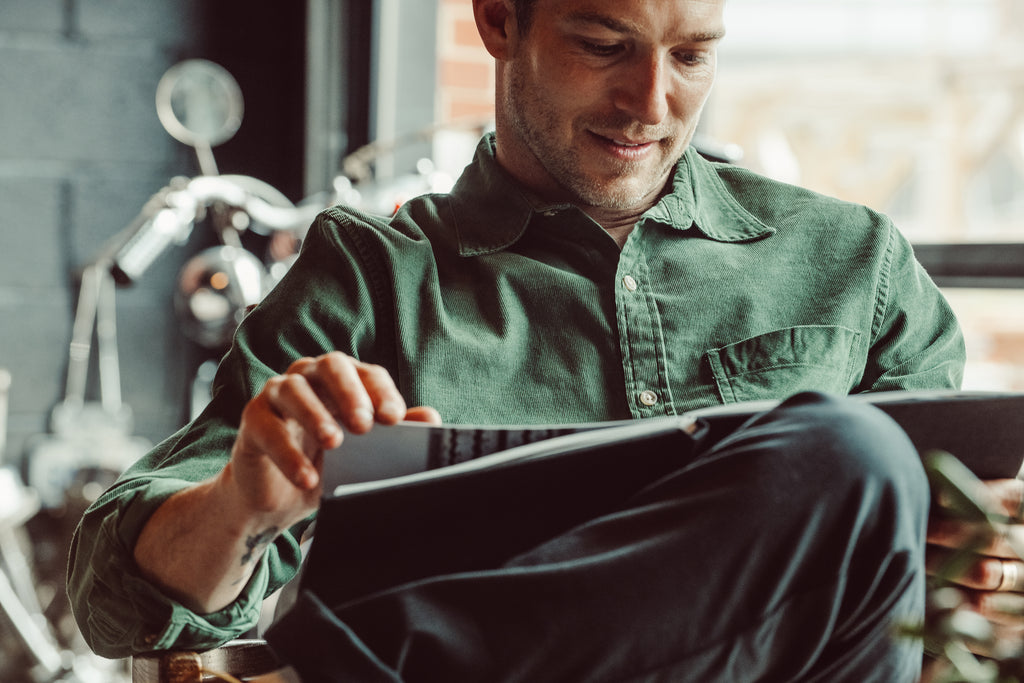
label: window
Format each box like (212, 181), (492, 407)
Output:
(706, 0), (1024, 390)
(708, 0), (1024, 244)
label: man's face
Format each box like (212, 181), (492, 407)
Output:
(497, 0), (725, 211)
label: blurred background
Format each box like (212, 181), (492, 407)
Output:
(0, 0), (1021, 680)
(710, 0), (1024, 392)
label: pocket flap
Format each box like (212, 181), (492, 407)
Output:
(706, 325), (862, 403)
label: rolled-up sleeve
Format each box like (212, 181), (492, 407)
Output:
(67, 409), (308, 660)
(67, 221), (352, 659)
(66, 472), (299, 658)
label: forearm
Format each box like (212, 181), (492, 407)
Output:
(131, 352), (427, 615)
(132, 473), (282, 615)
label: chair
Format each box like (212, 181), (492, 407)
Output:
(131, 639), (300, 683)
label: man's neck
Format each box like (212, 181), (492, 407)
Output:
(583, 206), (647, 248)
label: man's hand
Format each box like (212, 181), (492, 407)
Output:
(225, 352), (439, 528)
(133, 352), (440, 614)
(927, 476), (1024, 646)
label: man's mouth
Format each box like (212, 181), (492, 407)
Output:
(610, 138), (654, 147)
(590, 132), (659, 159)
(595, 133), (656, 147)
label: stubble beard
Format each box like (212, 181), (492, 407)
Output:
(505, 65), (682, 211)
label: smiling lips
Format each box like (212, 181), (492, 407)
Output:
(591, 131), (659, 159)
(612, 138), (653, 147)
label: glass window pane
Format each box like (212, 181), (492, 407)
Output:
(943, 288), (1024, 391)
(708, 0), (1024, 245)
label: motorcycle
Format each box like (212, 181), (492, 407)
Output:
(4, 59), (320, 683)
(3, 58), (473, 682)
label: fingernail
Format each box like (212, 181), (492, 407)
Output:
(381, 399), (404, 418)
(352, 407), (375, 431)
(321, 421), (342, 444)
(300, 466), (320, 490)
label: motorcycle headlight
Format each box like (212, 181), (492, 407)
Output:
(174, 245), (267, 348)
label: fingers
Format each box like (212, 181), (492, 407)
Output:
(929, 478), (1024, 557)
(986, 478), (1024, 520)
(263, 372), (344, 449)
(286, 353), (407, 434)
(935, 476), (1024, 522)
(229, 352), (444, 522)
(928, 517), (1024, 558)
(926, 549), (1024, 644)
(235, 392), (324, 492)
(978, 592), (1024, 626)
(927, 477), (1024, 593)
(405, 405), (443, 425)
(929, 546), (1024, 592)
(925, 478), (1024, 654)
(232, 353), (413, 496)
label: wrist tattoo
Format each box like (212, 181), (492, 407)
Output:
(241, 526), (279, 566)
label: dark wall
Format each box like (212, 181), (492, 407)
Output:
(198, 2), (307, 200)
(0, 1), (306, 468)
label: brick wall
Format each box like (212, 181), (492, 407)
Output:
(0, 1), (202, 466)
(437, 0), (495, 123)
(0, 0), (492, 469)
(0, 0), (309, 472)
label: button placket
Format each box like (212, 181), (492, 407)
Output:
(615, 238), (670, 418)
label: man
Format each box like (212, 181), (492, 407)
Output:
(68, 0), (1022, 680)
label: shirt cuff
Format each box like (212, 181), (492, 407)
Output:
(72, 477), (271, 656)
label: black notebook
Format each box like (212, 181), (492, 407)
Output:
(299, 390), (1024, 608)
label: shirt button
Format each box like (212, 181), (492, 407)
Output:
(542, 209), (558, 217)
(622, 275), (638, 292)
(639, 390), (659, 406)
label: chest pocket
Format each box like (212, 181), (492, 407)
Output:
(706, 325), (862, 403)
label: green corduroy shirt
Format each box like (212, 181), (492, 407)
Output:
(68, 134), (965, 657)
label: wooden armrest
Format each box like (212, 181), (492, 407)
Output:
(132, 639), (283, 682)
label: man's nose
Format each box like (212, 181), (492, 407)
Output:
(613, 54), (670, 125)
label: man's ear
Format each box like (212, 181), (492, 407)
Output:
(473, 0), (516, 60)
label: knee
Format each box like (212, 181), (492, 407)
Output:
(718, 391), (930, 525)
(770, 391), (930, 518)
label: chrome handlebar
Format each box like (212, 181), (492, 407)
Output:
(106, 175), (320, 286)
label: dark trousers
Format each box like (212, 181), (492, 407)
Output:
(267, 392), (929, 682)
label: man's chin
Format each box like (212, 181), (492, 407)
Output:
(569, 176), (664, 212)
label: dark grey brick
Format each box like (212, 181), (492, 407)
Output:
(0, 45), (179, 163)
(114, 287), (191, 440)
(66, 163), (188, 274)
(0, 0), (304, 483)
(0, 0), (65, 34)
(0, 177), (66, 286)
(0, 287), (71, 418)
(77, 0), (202, 45)
(1, 284), (189, 463)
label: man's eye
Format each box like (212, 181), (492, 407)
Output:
(676, 52), (709, 66)
(580, 41), (622, 57)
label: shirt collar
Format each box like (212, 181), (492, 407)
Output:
(448, 133), (774, 256)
